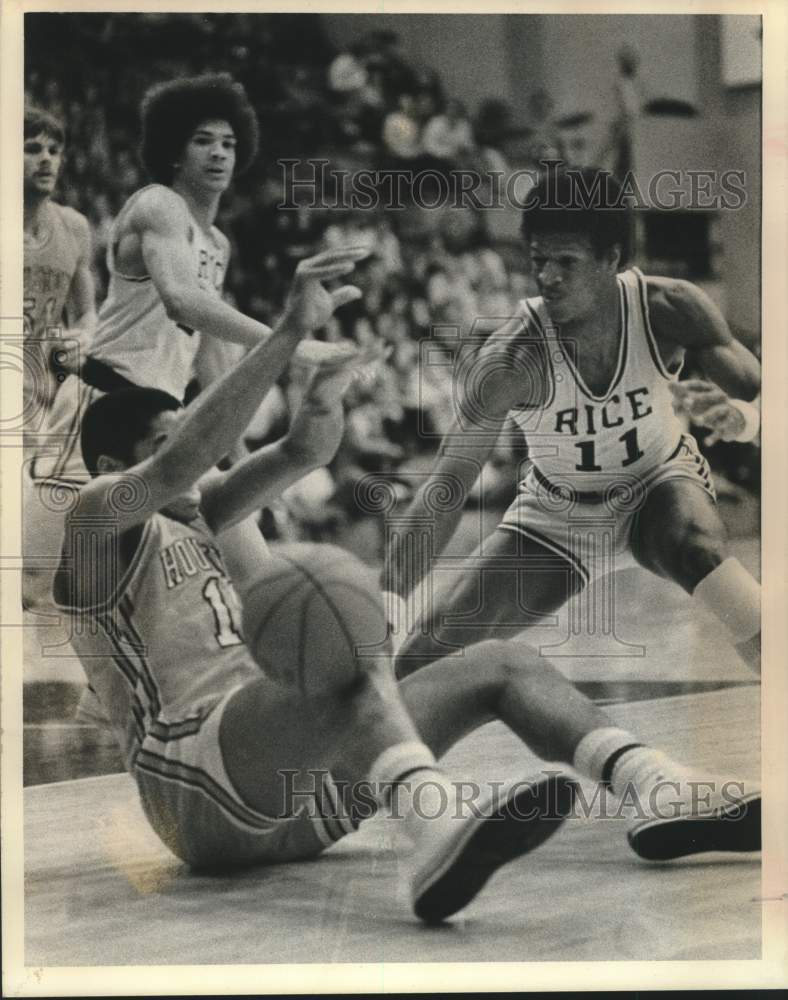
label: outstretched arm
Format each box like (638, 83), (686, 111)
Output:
(200, 350), (360, 533)
(382, 415), (504, 602)
(70, 248), (367, 535)
(647, 278), (760, 400)
(135, 186), (273, 348)
(382, 312), (540, 600)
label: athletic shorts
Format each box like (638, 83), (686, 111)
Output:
(29, 373), (100, 483)
(499, 434), (716, 585)
(133, 687), (356, 870)
(22, 465), (82, 613)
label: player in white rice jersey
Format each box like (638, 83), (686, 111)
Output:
(53, 245), (759, 914)
(387, 168), (762, 678)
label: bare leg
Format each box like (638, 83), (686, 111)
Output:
(399, 639), (760, 862)
(395, 527), (584, 677)
(398, 638), (608, 763)
(631, 478), (760, 673)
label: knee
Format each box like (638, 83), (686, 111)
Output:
(672, 524), (727, 593)
(474, 639), (544, 693)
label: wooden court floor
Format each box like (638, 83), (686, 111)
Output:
(21, 537), (763, 967)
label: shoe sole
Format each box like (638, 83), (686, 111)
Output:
(627, 792), (761, 861)
(413, 773), (577, 924)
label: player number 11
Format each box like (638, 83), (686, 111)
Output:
(575, 427), (644, 472)
(203, 576), (244, 648)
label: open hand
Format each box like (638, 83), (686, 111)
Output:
(282, 247), (369, 334)
(669, 379), (747, 444)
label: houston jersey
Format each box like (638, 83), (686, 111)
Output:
(62, 512), (261, 770)
(23, 201), (86, 339)
(89, 185), (227, 401)
(508, 268), (685, 491)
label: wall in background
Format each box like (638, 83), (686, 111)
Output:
(322, 12), (760, 339)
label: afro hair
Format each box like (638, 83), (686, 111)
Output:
(521, 166), (632, 267)
(140, 73), (259, 185)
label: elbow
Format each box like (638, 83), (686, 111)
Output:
(161, 289), (191, 326)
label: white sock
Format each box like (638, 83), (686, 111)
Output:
(572, 727), (644, 784)
(367, 741), (440, 811)
(366, 741), (464, 853)
(693, 558), (760, 646)
(573, 727), (689, 802)
(608, 746), (684, 802)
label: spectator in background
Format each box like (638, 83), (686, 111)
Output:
(422, 99), (475, 167)
(327, 33), (390, 146)
(365, 30), (418, 108)
(328, 41), (369, 96)
(474, 97), (512, 151)
(382, 93), (423, 163)
(609, 45), (643, 177)
(524, 88), (565, 168)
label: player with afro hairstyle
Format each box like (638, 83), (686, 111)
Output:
(140, 72), (259, 185)
(29, 71), (280, 620)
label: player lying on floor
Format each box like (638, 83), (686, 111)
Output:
(54, 247), (760, 925)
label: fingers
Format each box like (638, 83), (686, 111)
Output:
(669, 380), (729, 419)
(697, 402), (733, 427)
(293, 338), (360, 368)
(296, 261), (360, 282)
(669, 379), (725, 404)
(297, 247), (371, 273)
(671, 378), (719, 394)
(330, 285), (363, 310)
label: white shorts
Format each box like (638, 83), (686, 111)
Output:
(29, 373), (99, 483)
(133, 688), (356, 870)
(499, 434), (716, 585)
(22, 466), (81, 612)
(24, 373), (104, 610)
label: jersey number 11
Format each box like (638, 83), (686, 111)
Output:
(574, 427), (644, 472)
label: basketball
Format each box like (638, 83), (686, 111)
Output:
(241, 543), (389, 692)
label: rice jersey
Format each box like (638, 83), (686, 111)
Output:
(507, 267), (686, 492)
(60, 511), (261, 770)
(88, 184), (228, 401)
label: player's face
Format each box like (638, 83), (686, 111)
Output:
(528, 234), (616, 325)
(176, 119), (237, 194)
(23, 132), (63, 197)
(132, 409), (202, 521)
